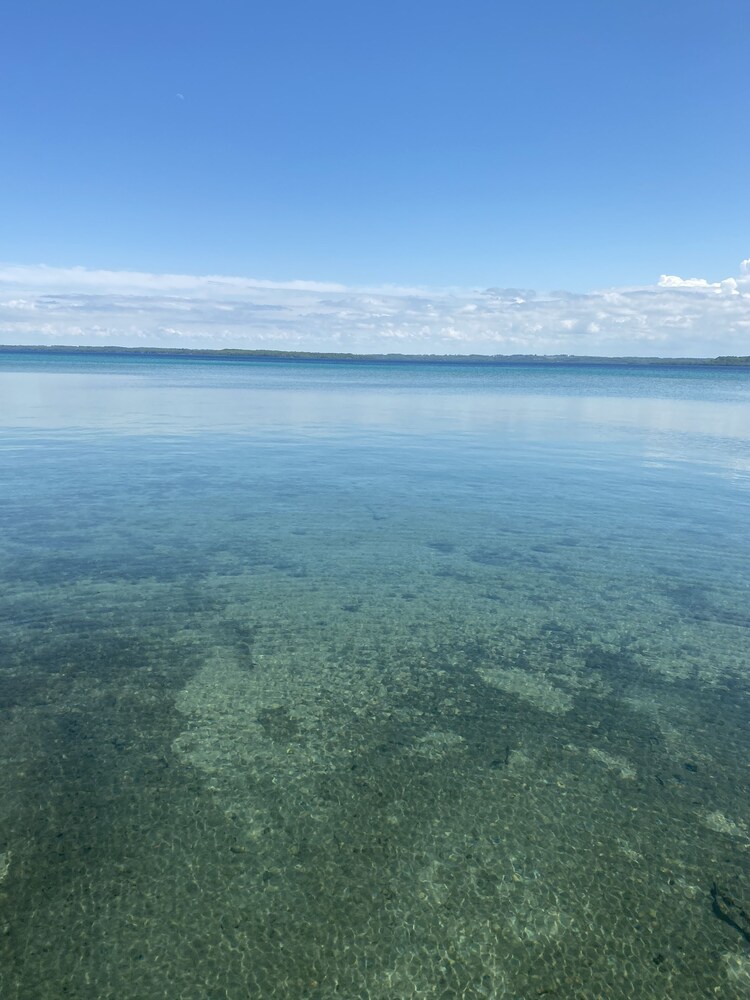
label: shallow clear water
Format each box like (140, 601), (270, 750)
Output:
(1, 353), (749, 999)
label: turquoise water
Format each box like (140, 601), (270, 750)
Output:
(1, 353), (749, 999)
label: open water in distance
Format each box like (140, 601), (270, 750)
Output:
(1, 352), (749, 999)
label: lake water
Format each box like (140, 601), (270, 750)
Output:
(1, 352), (749, 999)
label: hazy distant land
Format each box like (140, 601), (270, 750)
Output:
(1, 344), (749, 366)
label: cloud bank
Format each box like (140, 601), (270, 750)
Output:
(1, 260), (749, 356)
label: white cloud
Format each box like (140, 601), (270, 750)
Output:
(0, 264), (346, 295)
(1, 260), (749, 356)
(658, 273), (739, 295)
(658, 275), (710, 289)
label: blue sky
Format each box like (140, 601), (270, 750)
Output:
(1, 0), (749, 353)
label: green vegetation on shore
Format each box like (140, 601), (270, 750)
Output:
(1, 344), (749, 366)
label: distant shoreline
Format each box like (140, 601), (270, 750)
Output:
(1, 344), (749, 367)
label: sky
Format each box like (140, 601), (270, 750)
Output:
(1, 0), (749, 356)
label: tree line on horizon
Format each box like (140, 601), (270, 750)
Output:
(1, 344), (749, 366)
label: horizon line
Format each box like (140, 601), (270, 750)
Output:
(2, 344), (749, 366)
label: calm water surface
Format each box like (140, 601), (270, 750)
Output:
(1, 354), (749, 999)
